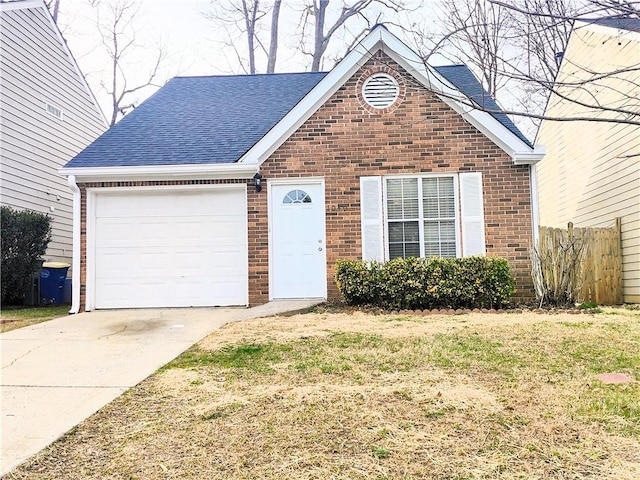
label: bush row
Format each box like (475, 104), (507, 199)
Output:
(335, 256), (516, 310)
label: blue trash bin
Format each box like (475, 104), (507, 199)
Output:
(40, 262), (70, 304)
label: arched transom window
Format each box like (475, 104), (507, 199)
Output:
(283, 189), (312, 204)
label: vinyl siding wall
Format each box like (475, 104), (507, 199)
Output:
(0, 4), (106, 264)
(536, 24), (640, 303)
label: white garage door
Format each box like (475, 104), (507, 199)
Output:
(92, 187), (247, 309)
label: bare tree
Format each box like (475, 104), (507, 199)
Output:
(241, 0), (260, 74)
(299, 0), (406, 71)
(205, 0), (407, 73)
(204, 1), (281, 74)
(440, 0), (511, 97)
(430, 0), (640, 131)
(267, 0), (282, 73)
(513, 0), (575, 83)
(91, 0), (167, 125)
(490, 0), (639, 19)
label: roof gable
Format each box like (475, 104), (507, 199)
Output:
(0, 0), (107, 126)
(238, 26), (542, 166)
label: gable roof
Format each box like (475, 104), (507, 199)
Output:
(64, 73), (327, 168)
(61, 25), (544, 180)
(235, 26), (543, 167)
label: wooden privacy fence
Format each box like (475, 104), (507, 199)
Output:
(536, 219), (623, 305)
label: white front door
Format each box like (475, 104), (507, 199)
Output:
(270, 181), (327, 299)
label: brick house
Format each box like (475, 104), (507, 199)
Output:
(60, 26), (545, 312)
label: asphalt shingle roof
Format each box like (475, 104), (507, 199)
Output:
(588, 17), (640, 33)
(66, 65), (532, 169)
(65, 72), (328, 168)
(433, 65), (532, 147)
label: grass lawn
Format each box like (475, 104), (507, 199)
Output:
(0, 305), (69, 333)
(6, 307), (640, 479)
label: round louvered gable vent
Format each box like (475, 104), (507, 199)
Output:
(362, 73), (399, 109)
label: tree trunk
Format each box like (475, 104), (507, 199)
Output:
(266, 0), (281, 73)
(311, 0), (329, 72)
(242, 0), (258, 75)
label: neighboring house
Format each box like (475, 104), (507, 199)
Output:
(0, 0), (107, 265)
(536, 18), (640, 303)
(59, 25), (544, 312)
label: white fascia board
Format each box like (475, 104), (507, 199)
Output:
(435, 96), (545, 164)
(58, 163), (259, 183)
(512, 145), (546, 165)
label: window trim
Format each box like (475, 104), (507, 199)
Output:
(382, 173), (461, 260)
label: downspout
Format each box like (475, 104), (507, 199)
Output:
(530, 164), (540, 245)
(67, 174), (81, 314)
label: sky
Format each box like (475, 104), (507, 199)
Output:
(57, 0), (219, 118)
(56, 0), (442, 122)
(53, 0), (541, 139)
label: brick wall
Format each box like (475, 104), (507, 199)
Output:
(77, 53), (534, 310)
(250, 53), (534, 305)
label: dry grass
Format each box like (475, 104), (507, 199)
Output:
(6, 308), (640, 479)
(0, 305), (69, 333)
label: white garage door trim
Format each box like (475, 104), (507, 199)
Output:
(86, 184), (248, 310)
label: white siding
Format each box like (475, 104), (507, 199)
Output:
(0, 3), (106, 264)
(536, 24), (640, 302)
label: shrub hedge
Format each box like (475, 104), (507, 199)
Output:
(1, 206), (51, 305)
(335, 256), (516, 310)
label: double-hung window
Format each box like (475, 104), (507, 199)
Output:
(385, 176), (458, 259)
(360, 172), (485, 262)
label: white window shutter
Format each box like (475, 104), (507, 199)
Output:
(360, 176), (384, 261)
(459, 172), (486, 256)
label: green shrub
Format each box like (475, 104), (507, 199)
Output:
(335, 256), (516, 310)
(1, 206), (52, 305)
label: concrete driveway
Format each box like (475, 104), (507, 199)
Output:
(0, 300), (319, 476)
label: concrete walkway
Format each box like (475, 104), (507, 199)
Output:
(0, 300), (320, 476)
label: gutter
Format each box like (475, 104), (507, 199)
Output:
(58, 163), (260, 183)
(67, 175), (81, 314)
(513, 145), (546, 165)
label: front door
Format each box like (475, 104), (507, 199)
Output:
(270, 181), (327, 299)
